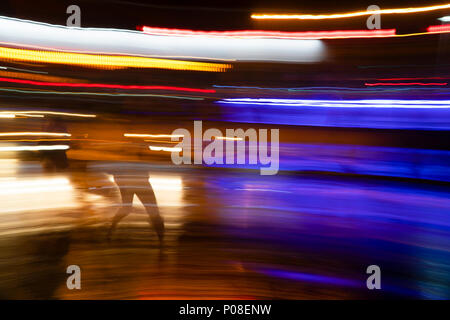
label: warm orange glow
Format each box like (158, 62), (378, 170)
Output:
(0, 70), (87, 84)
(0, 46), (231, 72)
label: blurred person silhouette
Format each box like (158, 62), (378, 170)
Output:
(39, 117), (69, 172)
(107, 165), (165, 246)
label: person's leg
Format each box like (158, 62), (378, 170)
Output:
(107, 185), (134, 240)
(136, 184), (164, 244)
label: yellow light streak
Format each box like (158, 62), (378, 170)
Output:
(0, 145), (69, 151)
(0, 111), (96, 118)
(125, 133), (184, 138)
(0, 132), (71, 137)
(0, 46), (231, 72)
(251, 3), (450, 20)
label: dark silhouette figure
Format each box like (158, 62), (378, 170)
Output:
(107, 173), (164, 245)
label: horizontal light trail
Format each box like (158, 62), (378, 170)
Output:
(0, 110), (96, 118)
(251, 3), (450, 20)
(427, 24), (450, 33)
(0, 177), (71, 195)
(125, 133), (184, 138)
(218, 98), (450, 108)
(149, 146), (182, 152)
(214, 136), (243, 141)
(141, 26), (396, 39)
(0, 113), (15, 118)
(0, 87), (204, 100)
(0, 132), (70, 137)
(0, 46), (229, 72)
(365, 82), (448, 86)
(376, 77), (448, 81)
(0, 145), (70, 151)
(0, 16), (324, 63)
(0, 70), (87, 84)
(0, 77), (215, 93)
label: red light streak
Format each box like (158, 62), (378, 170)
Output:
(376, 77), (447, 81)
(140, 26), (396, 39)
(427, 24), (450, 33)
(365, 82), (448, 86)
(0, 77), (215, 93)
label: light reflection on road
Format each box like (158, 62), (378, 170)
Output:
(0, 160), (448, 299)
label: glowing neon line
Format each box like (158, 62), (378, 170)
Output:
(125, 133), (184, 138)
(0, 77), (215, 93)
(0, 145), (69, 152)
(141, 26), (396, 39)
(0, 132), (70, 137)
(251, 3), (450, 20)
(0, 111), (96, 118)
(218, 98), (450, 108)
(365, 82), (447, 86)
(149, 146), (182, 152)
(376, 77), (447, 80)
(213, 85), (450, 92)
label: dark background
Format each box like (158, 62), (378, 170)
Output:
(0, 0), (446, 31)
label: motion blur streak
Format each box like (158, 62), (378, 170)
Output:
(0, 176), (76, 218)
(0, 132), (70, 137)
(365, 82), (448, 86)
(0, 177), (71, 196)
(0, 88), (205, 100)
(141, 26), (397, 39)
(0, 145), (69, 152)
(0, 77), (216, 93)
(0, 111), (96, 118)
(0, 16), (324, 63)
(253, 267), (360, 287)
(217, 99), (450, 129)
(0, 1), (449, 301)
(218, 98), (450, 108)
(0, 71), (87, 83)
(125, 134), (184, 138)
(149, 146), (182, 152)
(427, 24), (450, 33)
(251, 3), (450, 20)
(0, 46), (230, 72)
(215, 137), (243, 141)
(376, 77), (448, 80)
